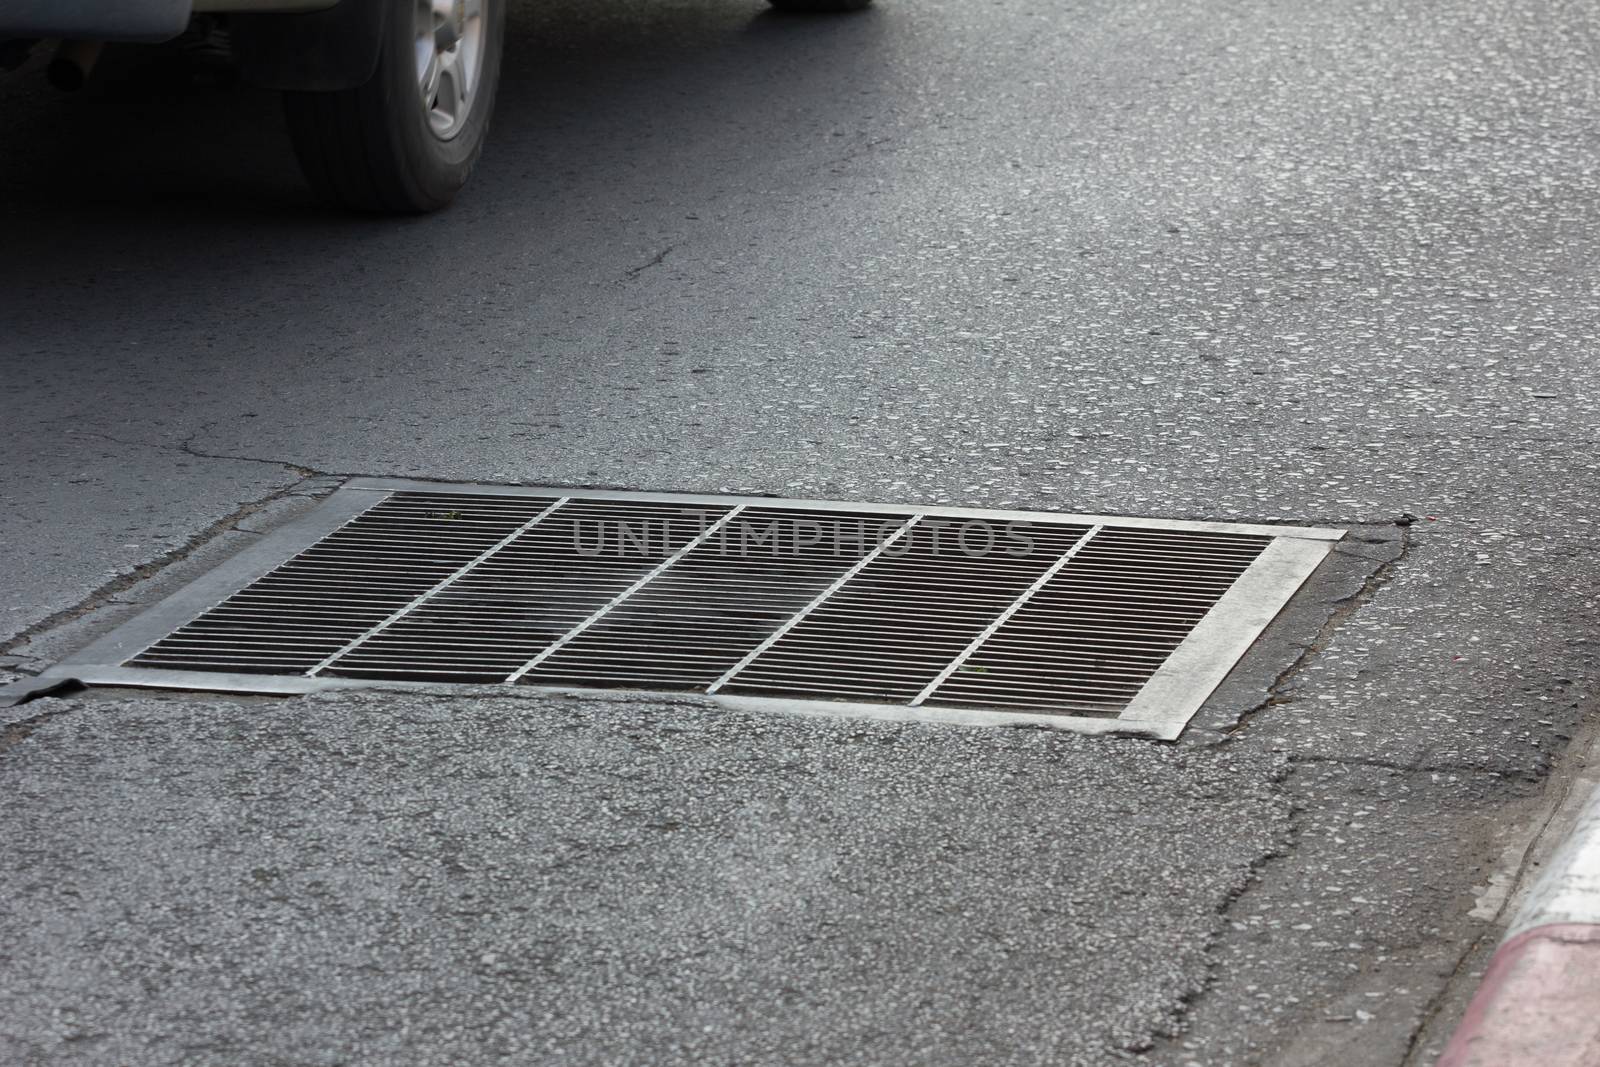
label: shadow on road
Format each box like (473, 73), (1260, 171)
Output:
(0, 0), (892, 372)
(0, 0), (889, 228)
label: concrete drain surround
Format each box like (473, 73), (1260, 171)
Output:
(18, 479), (1343, 738)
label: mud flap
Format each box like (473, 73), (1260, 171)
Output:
(231, 0), (386, 92)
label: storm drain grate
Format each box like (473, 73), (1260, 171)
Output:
(18, 479), (1343, 738)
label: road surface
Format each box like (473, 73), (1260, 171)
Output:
(3, 0), (1599, 1063)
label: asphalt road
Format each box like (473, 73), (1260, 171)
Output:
(3, 0), (1599, 1063)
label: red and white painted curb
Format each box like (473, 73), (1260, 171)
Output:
(1437, 790), (1600, 1066)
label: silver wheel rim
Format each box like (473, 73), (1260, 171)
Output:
(414, 0), (485, 141)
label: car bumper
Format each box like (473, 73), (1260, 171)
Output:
(2, 0), (336, 43)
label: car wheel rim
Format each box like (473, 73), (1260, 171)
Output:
(414, 0), (485, 141)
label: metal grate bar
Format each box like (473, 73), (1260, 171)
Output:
(128, 492), (564, 674)
(516, 508), (921, 692)
(705, 513), (922, 694)
(909, 523), (1101, 706)
(716, 519), (1097, 704)
(304, 497), (569, 677)
(320, 500), (735, 682)
(921, 526), (1271, 712)
(502, 505), (749, 684)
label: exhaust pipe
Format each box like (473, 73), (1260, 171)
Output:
(47, 39), (102, 91)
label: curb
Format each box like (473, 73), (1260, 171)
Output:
(1437, 785), (1600, 1065)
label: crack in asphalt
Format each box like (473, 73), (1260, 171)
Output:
(622, 246), (673, 279)
(1398, 928), (1493, 1067)
(67, 427), (314, 473)
(0, 475), (327, 661)
(1150, 755), (1297, 1057)
(1216, 526), (1412, 744)
(1146, 529), (1417, 1059)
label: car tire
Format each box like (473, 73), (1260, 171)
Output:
(282, 0), (505, 213)
(766, 0), (874, 11)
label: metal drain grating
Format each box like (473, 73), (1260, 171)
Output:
(9, 479), (1343, 738)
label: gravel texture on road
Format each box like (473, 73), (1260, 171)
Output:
(4, 0), (1600, 1061)
(2, 692), (1287, 1067)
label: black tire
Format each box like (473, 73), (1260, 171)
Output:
(282, 0), (505, 213)
(767, 0), (873, 10)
